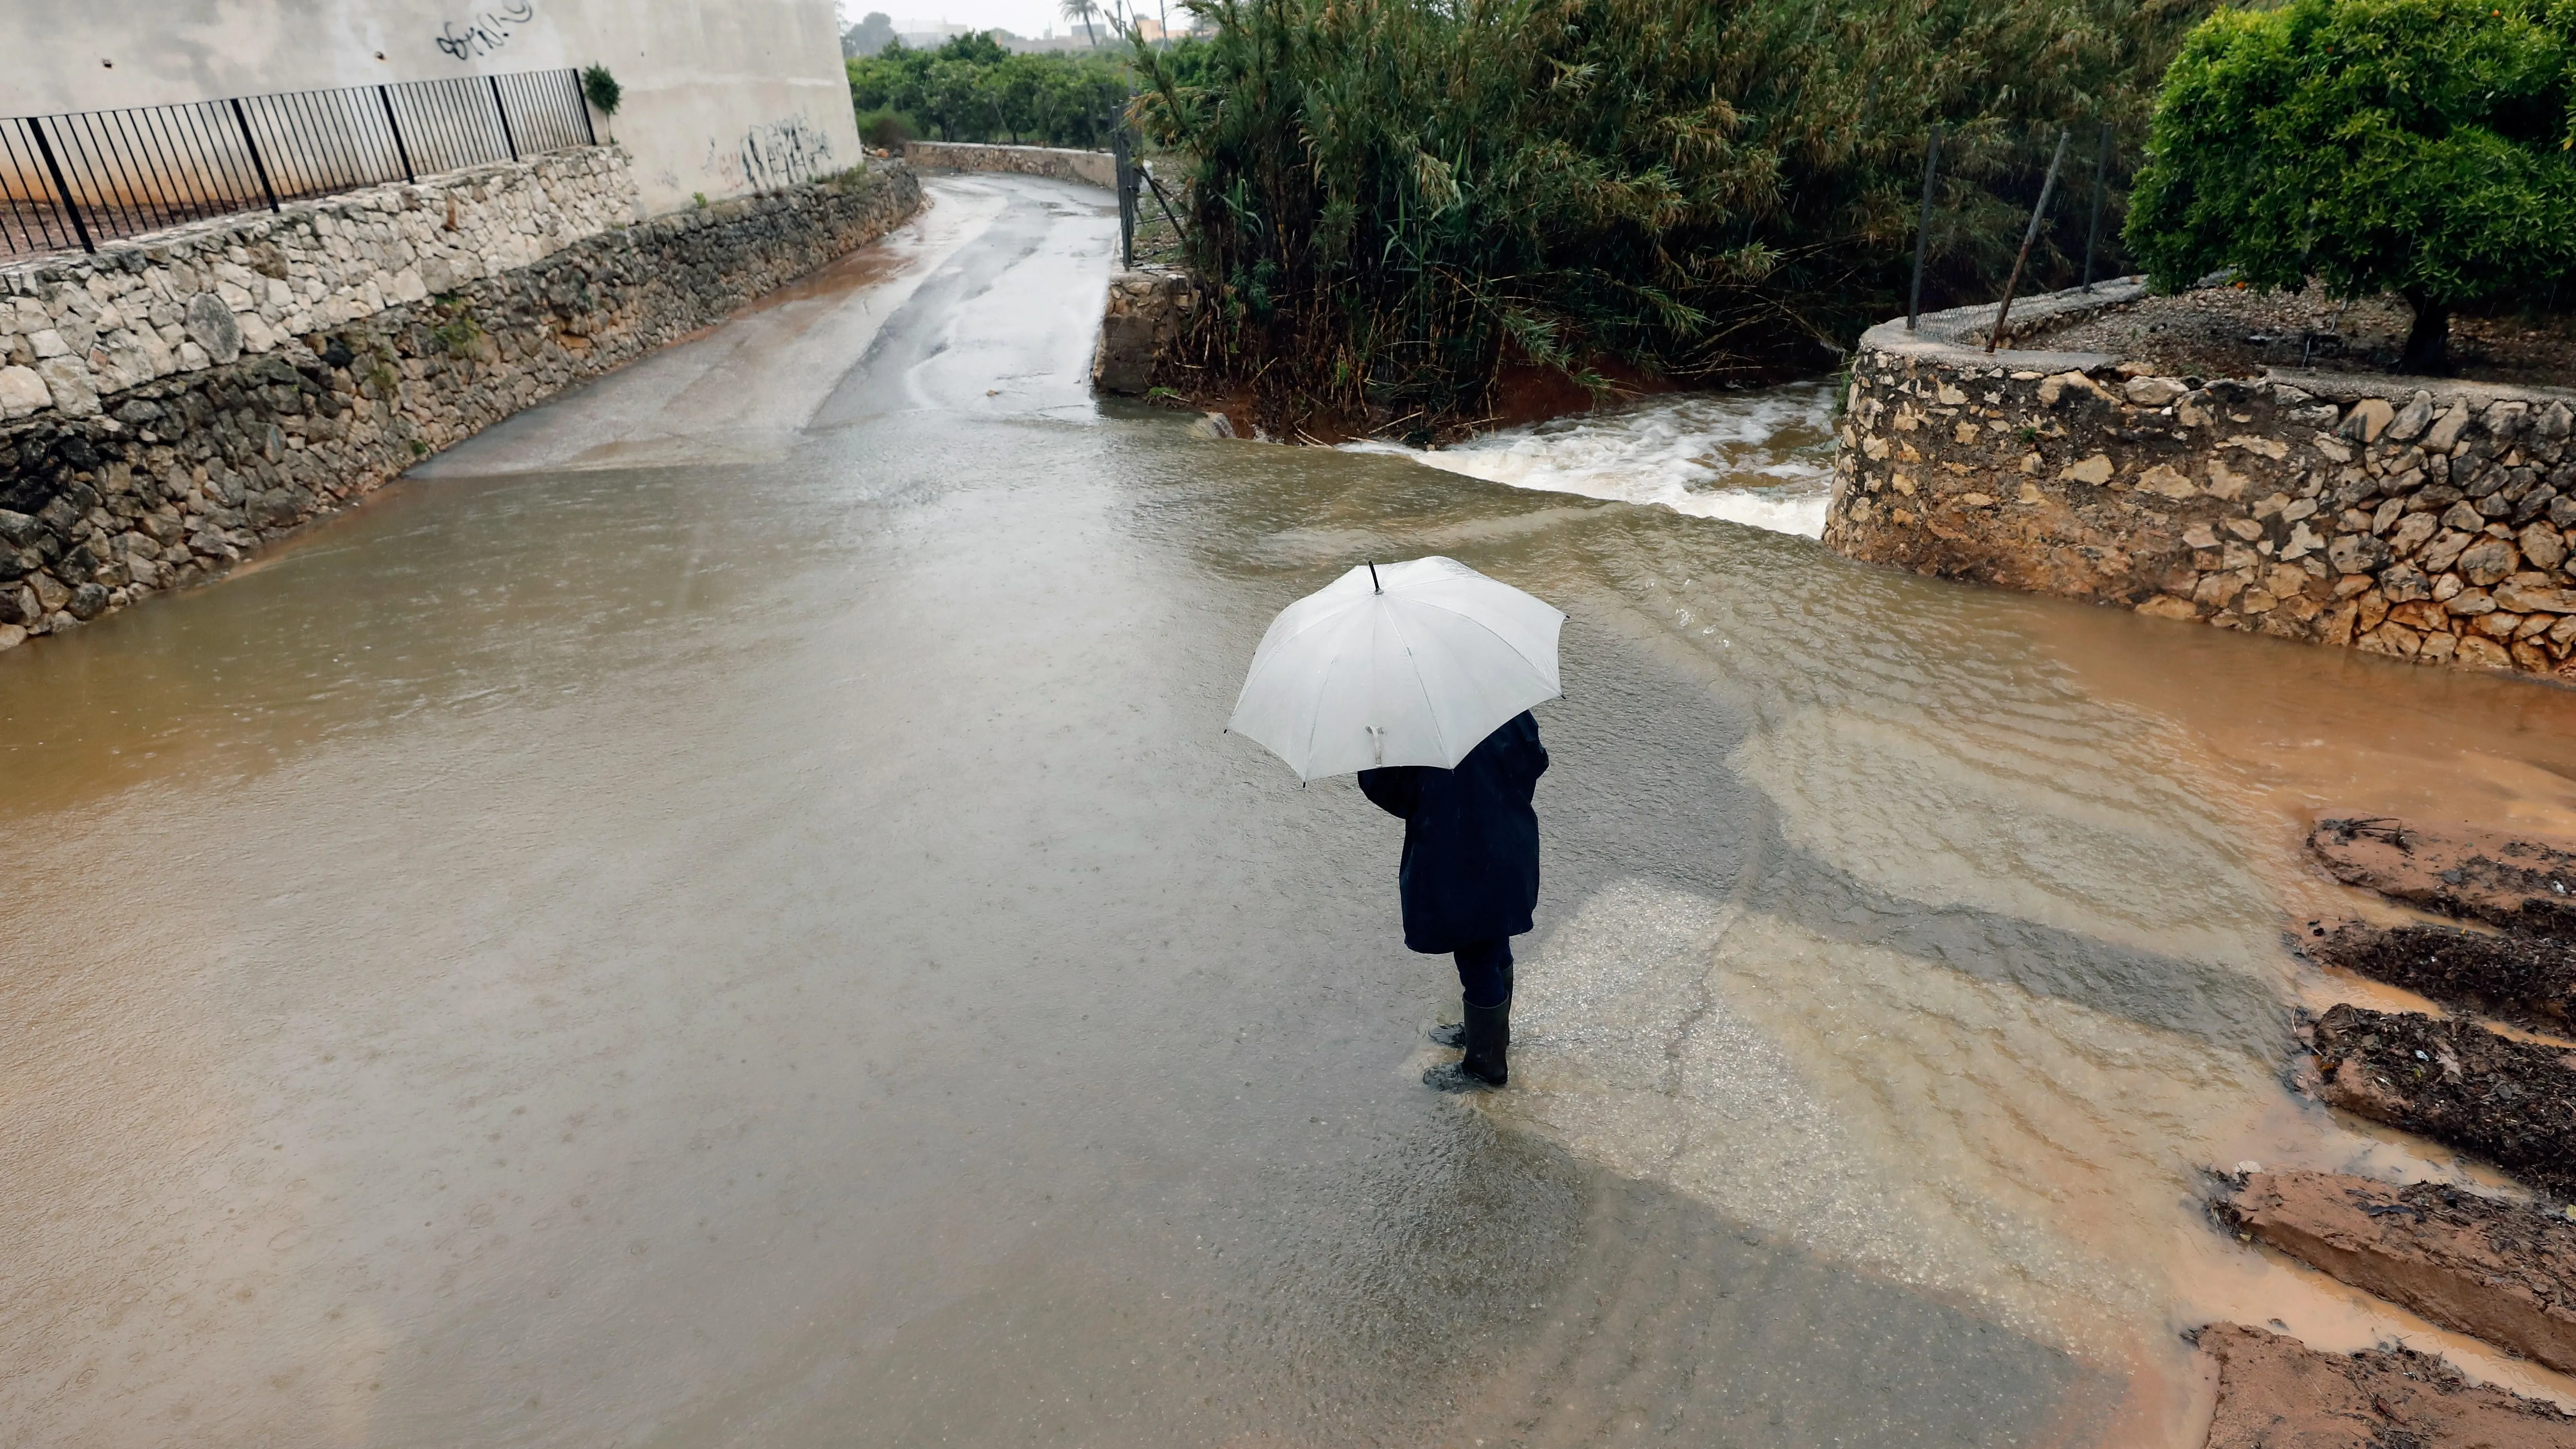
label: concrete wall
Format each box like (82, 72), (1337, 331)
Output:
(0, 151), (921, 650)
(1824, 285), (2576, 682)
(904, 141), (1115, 190)
(0, 0), (859, 216)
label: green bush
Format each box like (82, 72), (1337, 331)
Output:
(1132, 0), (2207, 436)
(857, 107), (913, 151)
(581, 65), (622, 142)
(2127, 0), (2576, 372)
(847, 34), (1132, 147)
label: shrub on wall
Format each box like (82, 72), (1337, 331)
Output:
(581, 64), (622, 143)
(2126, 0), (2576, 373)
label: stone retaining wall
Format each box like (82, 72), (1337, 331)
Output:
(1825, 287), (2576, 681)
(3, 149), (639, 424)
(0, 157), (922, 650)
(1092, 267), (1197, 394)
(902, 141), (1115, 189)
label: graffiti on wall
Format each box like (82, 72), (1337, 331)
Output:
(722, 116), (837, 192)
(435, 0), (536, 62)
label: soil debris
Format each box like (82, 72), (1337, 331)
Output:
(2217, 1170), (2576, 1375)
(2305, 921), (2576, 1038)
(2023, 282), (2576, 392)
(2310, 819), (2576, 943)
(2311, 1004), (2576, 1199)
(2197, 1323), (2576, 1448)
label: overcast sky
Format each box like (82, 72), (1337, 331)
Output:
(840, 0), (1140, 40)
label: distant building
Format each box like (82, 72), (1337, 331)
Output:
(0, 0), (861, 216)
(893, 23), (975, 48)
(998, 31), (1100, 53)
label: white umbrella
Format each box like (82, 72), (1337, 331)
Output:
(1227, 556), (1565, 781)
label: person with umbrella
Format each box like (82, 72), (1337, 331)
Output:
(1226, 557), (1562, 1093)
(1353, 711), (1547, 1090)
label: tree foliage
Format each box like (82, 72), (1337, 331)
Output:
(847, 34), (1138, 148)
(843, 11), (899, 56)
(1131, 0), (2210, 436)
(2126, 0), (2576, 372)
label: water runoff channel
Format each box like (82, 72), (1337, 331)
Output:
(6, 173), (2576, 1448)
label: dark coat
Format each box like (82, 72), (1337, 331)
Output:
(1356, 712), (1548, 954)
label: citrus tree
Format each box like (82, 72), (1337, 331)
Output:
(2126, 0), (2576, 373)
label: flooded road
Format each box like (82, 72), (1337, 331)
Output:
(8, 173), (2576, 1447)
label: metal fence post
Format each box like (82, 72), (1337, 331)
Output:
(1111, 121), (1134, 269)
(2081, 121), (2112, 291)
(27, 118), (93, 253)
(490, 75), (519, 163)
(230, 98), (281, 212)
(1987, 129), (2072, 352)
(377, 85), (414, 182)
(1907, 122), (1940, 332)
(575, 70), (597, 146)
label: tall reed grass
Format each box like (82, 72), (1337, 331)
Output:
(1131, 0), (2206, 435)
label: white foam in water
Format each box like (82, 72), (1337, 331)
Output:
(1348, 382), (1841, 538)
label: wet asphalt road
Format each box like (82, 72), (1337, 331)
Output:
(11, 172), (2576, 1446)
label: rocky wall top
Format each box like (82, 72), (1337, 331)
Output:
(1825, 285), (2576, 681)
(0, 147), (639, 424)
(902, 141), (1116, 190)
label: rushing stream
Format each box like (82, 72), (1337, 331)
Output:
(7, 174), (2576, 1448)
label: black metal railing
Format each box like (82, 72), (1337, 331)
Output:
(2, 68), (596, 260)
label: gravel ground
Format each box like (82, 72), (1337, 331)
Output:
(2027, 282), (2576, 389)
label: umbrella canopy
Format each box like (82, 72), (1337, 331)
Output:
(1227, 556), (1565, 781)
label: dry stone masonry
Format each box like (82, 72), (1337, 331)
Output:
(0, 150), (920, 651)
(0, 149), (638, 424)
(1826, 289), (2576, 682)
(1092, 267), (1198, 395)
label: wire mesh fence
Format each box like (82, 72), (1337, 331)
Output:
(1, 68), (594, 262)
(1906, 120), (2146, 332)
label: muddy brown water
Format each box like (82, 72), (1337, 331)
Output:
(7, 175), (2576, 1447)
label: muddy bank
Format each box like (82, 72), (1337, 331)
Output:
(2305, 921), (2576, 1036)
(2312, 819), (2576, 943)
(2217, 1171), (2576, 1375)
(2198, 1323), (2576, 1447)
(2312, 1004), (2576, 1198)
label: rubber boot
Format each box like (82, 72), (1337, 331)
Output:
(1428, 962), (1511, 1049)
(1423, 997), (1509, 1092)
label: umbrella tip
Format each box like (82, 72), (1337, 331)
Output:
(1368, 560), (1381, 594)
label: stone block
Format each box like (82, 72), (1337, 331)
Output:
(2196, 1323), (2576, 1447)
(2388, 389), (2436, 442)
(2496, 576), (2576, 613)
(2217, 1170), (2576, 1375)
(2339, 395), (2394, 442)
(33, 356), (97, 416)
(0, 364), (49, 418)
(2060, 453), (2115, 484)
(2459, 537), (2521, 585)
(2517, 523), (2567, 571)
(2425, 403), (2474, 454)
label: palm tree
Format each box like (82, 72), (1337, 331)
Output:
(1061, 0), (1100, 47)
